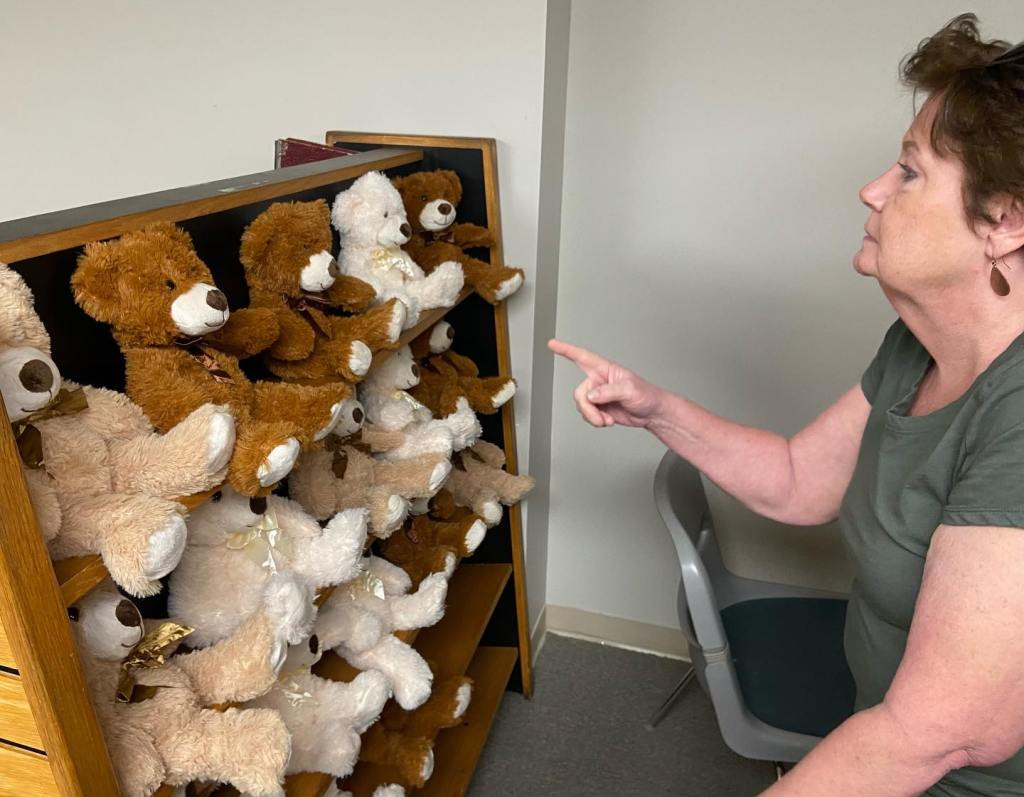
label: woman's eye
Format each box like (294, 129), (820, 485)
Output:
(897, 162), (917, 181)
(165, 279), (176, 290)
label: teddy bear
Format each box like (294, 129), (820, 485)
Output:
(392, 169), (524, 304)
(72, 222), (352, 495)
(332, 171), (464, 328)
(357, 670), (474, 790)
(242, 630), (391, 783)
(0, 263), (234, 596)
(168, 487), (368, 648)
(446, 440), (536, 527)
(316, 555), (447, 710)
(410, 347), (516, 419)
(358, 345), (480, 459)
(70, 572), (315, 797)
(288, 438), (450, 539)
(239, 199), (408, 383)
(378, 513), (487, 587)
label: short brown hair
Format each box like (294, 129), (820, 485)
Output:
(901, 13), (1024, 226)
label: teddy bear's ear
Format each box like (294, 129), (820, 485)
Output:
(391, 175), (406, 193)
(439, 170), (463, 205)
(0, 263), (51, 354)
(332, 189), (364, 233)
(239, 209), (274, 272)
(312, 198), (331, 227)
(144, 221), (194, 250)
(72, 239), (123, 323)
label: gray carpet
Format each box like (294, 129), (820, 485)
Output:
(468, 634), (775, 796)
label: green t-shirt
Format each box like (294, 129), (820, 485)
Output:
(840, 317), (1024, 796)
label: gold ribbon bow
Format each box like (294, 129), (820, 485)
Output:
(278, 671), (316, 708)
(370, 248), (417, 280)
(390, 389), (426, 411)
(12, 387), (89, 469)
(226, 507), (295, 573)
(345, 561), (387, 602)
(116, 621), (194, 703)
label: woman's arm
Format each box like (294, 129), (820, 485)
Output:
(762, 523), (1024, 796)
(549, 339), (870, 525)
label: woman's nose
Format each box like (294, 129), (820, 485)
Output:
(859, 169), (891, 212)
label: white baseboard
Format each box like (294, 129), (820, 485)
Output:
(530, 604), (548, 668)
(543, 604), (690, 661)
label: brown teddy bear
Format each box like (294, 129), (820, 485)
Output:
(410, 348), (516, 419)
(73, 222), (350, 495)
(392, 170), (524, 304)
(378, 513), (487, 587)
(239, 200), (407, 383)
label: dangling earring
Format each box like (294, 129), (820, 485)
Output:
(991, 258), (1011, 297)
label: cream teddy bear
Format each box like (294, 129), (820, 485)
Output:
(169, 488), (367, 647)
(0, 262), (234, 596)
(358, 345), (480, 459)
(242, 631), (390, 785)
(71, 574), (314, 797)
(332, 171), (464, 328)
(316, 555), (447, 710)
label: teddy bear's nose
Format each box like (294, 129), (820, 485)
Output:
(399, 222), (412, 238)
(205, 289), (228, 311)
(116, 600), (141, 627)
(438, 203), (452, 215)
(19, 359), (53, 393)
(308, 634), (319, 655)
(249, 496), (268, 515)
(328, 258), (341, 277)
(411, 364), (420, 379)
(353, 407), (364, 424)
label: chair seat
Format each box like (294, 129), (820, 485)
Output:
(719, 597), (856, 738)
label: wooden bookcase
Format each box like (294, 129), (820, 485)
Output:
(0, 134), (532, 797)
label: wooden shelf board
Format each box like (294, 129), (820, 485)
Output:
(417, 646), (518, 797)
(0, 148), (423, 264)
(376, 288), (472, 368)
(0, 740), (59, 797)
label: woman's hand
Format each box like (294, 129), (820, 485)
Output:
(548, 339), (663, 428)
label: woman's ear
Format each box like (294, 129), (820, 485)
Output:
(987, 195), (1024, 263)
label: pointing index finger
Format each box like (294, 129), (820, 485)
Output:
(548, 338), (606, 371)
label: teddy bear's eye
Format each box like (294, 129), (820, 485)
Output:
(211, 490), (222, 502)
(383, 211), (389, 218)
(165, 279), (176, 290)
(420, 194), (428, 202)
(67, 607), (79, 622)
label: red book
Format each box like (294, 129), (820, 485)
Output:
(275, 138), (359, 168)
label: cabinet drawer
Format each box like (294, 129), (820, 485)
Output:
(0, 672), (43, 751)
(0, 741), (57, 797)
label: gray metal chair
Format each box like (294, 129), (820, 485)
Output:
(647, 450), (856, 765)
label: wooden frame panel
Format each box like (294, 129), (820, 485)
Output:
(0, 741), (59, 797)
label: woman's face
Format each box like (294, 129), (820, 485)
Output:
(854, 96), (987, 295)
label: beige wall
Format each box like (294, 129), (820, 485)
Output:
(547, 1), (1024, 631)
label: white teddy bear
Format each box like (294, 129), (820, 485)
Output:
(0, 262), (234, 596)
(358, 344), (481, 460)
(168, 487), (368, 646)
(317, 555), (448, 710)
(332, 171), (464, 328)
(241, 631), (391, 785)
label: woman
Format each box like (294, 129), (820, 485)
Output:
(552, 15), (1024, 797)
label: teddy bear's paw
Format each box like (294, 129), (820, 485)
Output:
(346, 669), (392, 730)
(425, 261), (465, 307)
(348, 340), (372, 379)
(418, 749), (435, 784)
(442, 551), (457, 579)
(258, 438), (300, 486)
(443, 398), (482, 451)
(263, 572), (316, 647)
(490, 379), (517, 410)
(428, 461), (452, 494)
(380, 494), (409, 534)
(428, 321), (454, 353)
(494, 271), (525, 301)
(204, 405), (236, 472)
(453, 681), (473, 720)
(143, 513), (188, 581)
(385, 301), (407, 343)
(479, 499), (503, 527)
(374, 786), (406, 797)
(464, 519), (487, 554)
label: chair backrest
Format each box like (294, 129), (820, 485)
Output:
(653, 450), (729, 653)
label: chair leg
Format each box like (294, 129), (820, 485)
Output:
(645, 665), (695, 730)
(774, 762), (786, 781)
